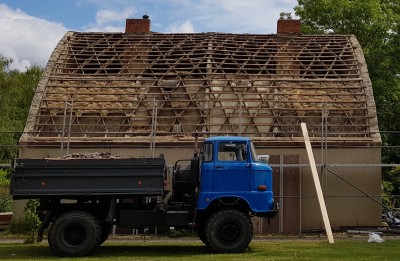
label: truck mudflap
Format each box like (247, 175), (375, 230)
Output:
(37, 210), (52, 243)
(256, 202), (279, 222)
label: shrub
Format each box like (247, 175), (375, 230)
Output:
(23, 199), (41, 244)
(0, 169), (12, 212)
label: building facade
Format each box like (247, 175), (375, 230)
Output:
(16, 18), (382, 233)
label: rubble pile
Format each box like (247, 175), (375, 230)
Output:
(62, 152), (125, 159)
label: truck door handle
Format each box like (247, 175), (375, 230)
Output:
(215, 166), (225, 169)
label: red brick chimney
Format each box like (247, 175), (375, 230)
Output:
(277, 19), (301, 35)
(125, 15), (151, 34)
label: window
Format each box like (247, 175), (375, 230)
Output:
(250, 141), (259, 162)
(202, 142), (213, 162)
(218, 142), (247, 161)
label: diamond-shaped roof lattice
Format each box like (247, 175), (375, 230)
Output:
(21, 32), (380, 145)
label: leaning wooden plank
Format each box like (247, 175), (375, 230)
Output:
(301, 122), (335, 244)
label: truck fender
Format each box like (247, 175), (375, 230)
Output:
(105, 197), (116, 223)
(37, 210), (52, 243)
(204, 196), (252, 214)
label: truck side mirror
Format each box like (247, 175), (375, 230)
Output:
(257, 155), (270, 164)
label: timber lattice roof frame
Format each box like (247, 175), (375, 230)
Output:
(21, 32), (380, 145)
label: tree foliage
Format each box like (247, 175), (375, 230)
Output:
(0, 169), (12, 212)
(294, 0), (400, 203)
(23, 199), (41, 243)
(0, 55), (42, 163)
(294, 0), (397, 49)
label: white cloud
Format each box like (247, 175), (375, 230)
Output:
(162, 0), (297, 33)
(165, 20), (195, 33)
(79, 0), (298, 33)
(95, 8), (135, 26)
(83, 7), (135, 32)
(0, 0), (298, 70)
(85, 25), (126, 33)
(0, 4), (67, 71)
(79, 0), (298, 34)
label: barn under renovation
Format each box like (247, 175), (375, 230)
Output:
(16, 18), (382, 233)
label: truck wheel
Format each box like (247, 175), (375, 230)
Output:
(205, 209), (253, 253)
(48, 211), (101, 257)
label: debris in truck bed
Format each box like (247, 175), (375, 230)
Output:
(61, 152), (125, 159)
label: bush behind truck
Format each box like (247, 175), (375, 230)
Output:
(11, 136), (277, 257)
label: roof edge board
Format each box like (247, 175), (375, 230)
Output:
(19, 31), (76, 143)
(350, 35), (381, 144)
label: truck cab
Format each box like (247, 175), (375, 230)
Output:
(197, 136), (275, 215)
(181, 136), (277, 254)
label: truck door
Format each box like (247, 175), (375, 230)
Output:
(199, 142), (214, 193)
(212, 141), (251, 192)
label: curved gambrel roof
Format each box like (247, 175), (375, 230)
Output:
(21, 32), (380, 145)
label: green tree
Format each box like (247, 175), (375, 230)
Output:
(294, 0), (400, 205)
(0, 169), (12, 212)
(294, 0), (397, 48)
(0, 55), (42, 163)
(369, 22), (400, 165)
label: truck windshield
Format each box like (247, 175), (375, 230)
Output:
(217, 142), (247, 161)
(250, 141), (259, 162)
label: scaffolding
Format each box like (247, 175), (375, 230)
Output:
(20, 32), (379, 145)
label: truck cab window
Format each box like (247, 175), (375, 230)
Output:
(250, 141), (259, 162)
(218, 142), (247, 161)
(202, 142), (213, 162)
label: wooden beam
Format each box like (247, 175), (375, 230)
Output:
(301, 122), (334, 244)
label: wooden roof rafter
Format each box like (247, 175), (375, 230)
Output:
(20, 32), (380, 144)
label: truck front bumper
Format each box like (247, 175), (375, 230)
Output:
(256, 202), (279, 219)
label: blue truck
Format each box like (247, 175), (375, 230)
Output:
(12, 136), (277, 257)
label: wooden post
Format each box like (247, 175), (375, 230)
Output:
(301, 123), (334, 243)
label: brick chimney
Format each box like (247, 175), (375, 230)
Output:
(125, 15), (151, 34)
(277, 19), (301, 35)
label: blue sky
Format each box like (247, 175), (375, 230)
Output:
(0, 0), (297, 70)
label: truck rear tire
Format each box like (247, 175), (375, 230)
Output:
(48, 211), (101, 257)
(205, 209), (252, 253)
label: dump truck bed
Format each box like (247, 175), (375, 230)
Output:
(11, 158), (165, 199)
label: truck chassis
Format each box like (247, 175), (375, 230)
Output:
(12, 137), (277, 256)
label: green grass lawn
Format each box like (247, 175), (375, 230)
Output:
(0, 238), (399, 261)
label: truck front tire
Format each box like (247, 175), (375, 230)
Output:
(48, 211), (101, 257)
(205, 209), (253, 253)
